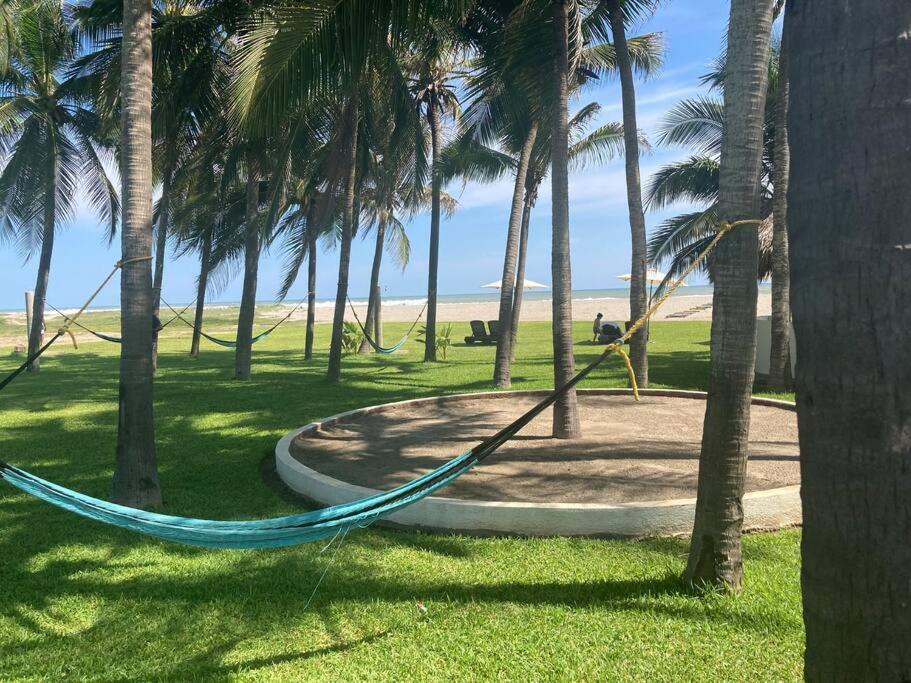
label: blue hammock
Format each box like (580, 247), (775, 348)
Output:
(164, 299), (304, 349)
(347, 298), (427, 354)
(0, 346), (613, 548)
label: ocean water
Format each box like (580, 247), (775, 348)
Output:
(3, 285), (771, 315)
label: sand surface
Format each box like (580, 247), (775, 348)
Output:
(266, 291), (773, 324)
(290, 394), (799, 504)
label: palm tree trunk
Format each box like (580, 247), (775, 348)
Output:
(683, 0), (774, 591)
(424, 99), (442, 362)
(358, 216), (386, 354)
(189, 226), (212, 358)
(234, 152), (260, 380)
(509, 187), (536, 362)
(767, 18), (792, 392)
(304, 217), (317, 361)
(608, 0), (649, 388)
(549, 0), (581, 439)
(327, 95), (359, 382)
(494, 123), (538, 387)
(788, 2), (911, 677)
(150, 165), (172, 370)
(113, 0), (161, 508)
(27, 172), (56, 372)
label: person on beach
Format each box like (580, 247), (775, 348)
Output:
(592, 313), (603, 342)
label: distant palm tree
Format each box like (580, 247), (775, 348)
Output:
(409, 44), (461, 362)
(443, 103), (635, 384)
(112, 0), (162, 507)
(0, 0), (119, 371)
(682, 0), (775, 592)
(606, 0), (664, 388)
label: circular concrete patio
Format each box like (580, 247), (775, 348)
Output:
(275, 389), (801, 538)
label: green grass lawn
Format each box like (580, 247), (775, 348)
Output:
(0, 315), (802, 681)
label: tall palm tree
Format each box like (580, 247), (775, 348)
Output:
(0, 0), (119, 372)
(113, 0), (162, 507)
(443, 103), (634, 384)
(549, 0), (579, 438)
(767, 1), (791, 391)
(682, 0), (775, 591)
(606, 0), (661, 388)
(788, 2), (911, 676)
(410, 43), (460, 362)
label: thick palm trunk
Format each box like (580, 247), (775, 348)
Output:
(358, 217), (386, 354)
(150, 166), (172, 370)
(767, 19), (792, 392)
(608, 0), (648, 388)
(189, 227), (212, 358)
(549, 0), (581, 439)
(509, 188), (536, 361)
(327, 96), (359, 382)
(683, 0), (774, 591)
(27, 175), (56, 372)
(113, 0), (161, 508)
(304, 222), (317, 361)
(788, 2), (911, 678)
(494, 123), (538, 387)
(424, 100), (442, 362)
(234, 153), (260, 380)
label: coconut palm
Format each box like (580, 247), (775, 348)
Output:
(768, 2), (791, 392)
(0, 0), (17, 75)
(0, 0), (119, 372)
(113, 0), (162, 507)
(605, 0), (663, 388)
(408, 41), (461, 362)
(788, 2), (911, 675)
(646, 43), (789, 387)
(682, 0), (775, 591)
(443, 103), (637, 384)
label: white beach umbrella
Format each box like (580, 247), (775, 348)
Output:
(615, 270), (684, 286)
(482, 278), (549, 290)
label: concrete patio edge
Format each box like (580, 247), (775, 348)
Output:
(275, 389), (801, 538)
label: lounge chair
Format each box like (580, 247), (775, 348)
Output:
(465, 320), (496, 345)
(598, 321), (624, 344)
(487, 320), (500, 339)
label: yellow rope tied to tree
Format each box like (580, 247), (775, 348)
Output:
(602, 219), (763, 400)
(56, 256), (153, 348)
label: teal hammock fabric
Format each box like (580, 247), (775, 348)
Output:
(164, 298), (304, 349)
(347, 298), (427, 354)
(0, 346), (614, 548)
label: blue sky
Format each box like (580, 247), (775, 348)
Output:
(0, 1), (731, 311)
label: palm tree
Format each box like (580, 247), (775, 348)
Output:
(409, 43), (461, 362)
(549, 0), (579, 438)
(112, 0), (162, 507)
(0, 0), (17, 75)
(233, 147), (263, 380)
(682, 0), (775, 591)
(788, 2), (911, 676)
(767, 2), (791, 391)
(606, 0), (662, 388)
(646, 44), (791, 388)
(443, 104), (634, 384)
(0, 0), (118, 372)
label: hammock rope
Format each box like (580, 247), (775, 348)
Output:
(0, 220), (760, 548)
(0, 256), (151, 392)
(347, 297), (427, 354)
(163, 297), (306, 349)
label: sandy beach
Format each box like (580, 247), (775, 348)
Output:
(268, 290), (773, 324)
